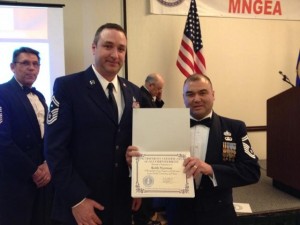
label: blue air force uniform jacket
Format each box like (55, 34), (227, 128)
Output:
(45, 66), (141, 225)
(0, 78), (48, 224)
(173, 112), (261, 225)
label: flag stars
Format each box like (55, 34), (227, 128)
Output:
(176, 0), (206, 77)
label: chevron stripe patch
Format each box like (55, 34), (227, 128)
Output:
(47, 96), (60, 125)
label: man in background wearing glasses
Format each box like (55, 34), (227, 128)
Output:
(0, 47), (54, 225)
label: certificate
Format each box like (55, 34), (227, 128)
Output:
(131, 108), (194, 198)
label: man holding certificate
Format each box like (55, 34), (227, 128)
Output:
(176, 74), (260, 225)
(127, 74), (260, 225)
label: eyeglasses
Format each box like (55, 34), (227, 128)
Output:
(14, 61), (40, 68)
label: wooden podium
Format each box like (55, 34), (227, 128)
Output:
(267, 88), (300, 197)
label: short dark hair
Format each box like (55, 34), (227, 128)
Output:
(93, 23), (126, 45)
(183, 73), (213, 88)
(12, 47), (40, 63)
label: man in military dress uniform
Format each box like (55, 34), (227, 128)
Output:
(173, 74), (261, 225)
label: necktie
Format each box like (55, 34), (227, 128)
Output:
(23, 86), (37, 95)
(107, 83), (118, 122)
(190, 118), (212, 128)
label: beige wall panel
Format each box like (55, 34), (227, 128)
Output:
(14, 0), (300, 159)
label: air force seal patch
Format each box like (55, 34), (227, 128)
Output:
(157, 0), (184, 7)
(47, 96), (60, 125)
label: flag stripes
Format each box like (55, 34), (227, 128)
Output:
(177, 0), (206, 77)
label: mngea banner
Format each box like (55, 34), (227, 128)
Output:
(150, 0), (300, 21)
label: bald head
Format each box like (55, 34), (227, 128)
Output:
(145, 73), (164, 97)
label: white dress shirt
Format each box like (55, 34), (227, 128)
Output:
(92, 64), (124, 123)
(190, 111), (217, 188)
(16, 78), (45, 138)
(26, 93), (45, 138)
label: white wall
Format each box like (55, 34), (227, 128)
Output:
(14, 0), (300, 159)
(126, 0), (300, 160)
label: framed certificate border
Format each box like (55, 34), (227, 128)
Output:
(132, 152), (195, 198)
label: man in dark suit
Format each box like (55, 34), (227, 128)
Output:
(45, 23), (141, 225)
(0, 47), (52, 225)
(139, 73), (164, 108)
(173, 74), (261, 225)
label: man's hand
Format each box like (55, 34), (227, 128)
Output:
(72, 198), (104, 225)
(32, 161), (51, 188)
(183, 157), (213, 178)
(156, 91), (162, 101)
(126, 146), (141, 167)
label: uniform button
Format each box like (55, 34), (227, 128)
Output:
(116, 145), (119, 150)
(118, 129), (121, 132)
(115, 163), (118, 167)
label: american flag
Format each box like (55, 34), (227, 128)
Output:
(296, 50), (300, 87)
(176, 0), (206, 77)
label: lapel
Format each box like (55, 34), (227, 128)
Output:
(141, 86), (156, 107)
(84, 67), (120, 125)
(33, 89), (48, 120)
(10, 78), (42, 139)
(205, 112), (223, 163)
(84, 67), (137, 126)
(118, 77), (134, 126)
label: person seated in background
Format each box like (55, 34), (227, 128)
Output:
(139, 73), (164, 108)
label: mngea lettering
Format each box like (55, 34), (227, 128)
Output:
(229, 0), (282, 15)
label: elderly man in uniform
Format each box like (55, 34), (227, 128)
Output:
(0, 47), (52, 225)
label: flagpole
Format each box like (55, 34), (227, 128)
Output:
(296, 49), (300, 87)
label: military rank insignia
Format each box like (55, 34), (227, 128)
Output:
(242, 135), (256, 159)
(47, 95), (60, 125)
(89, 80), (95, 85)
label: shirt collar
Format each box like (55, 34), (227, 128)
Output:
(92, 64), (119, 93)
(13, 76), (32, 89)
